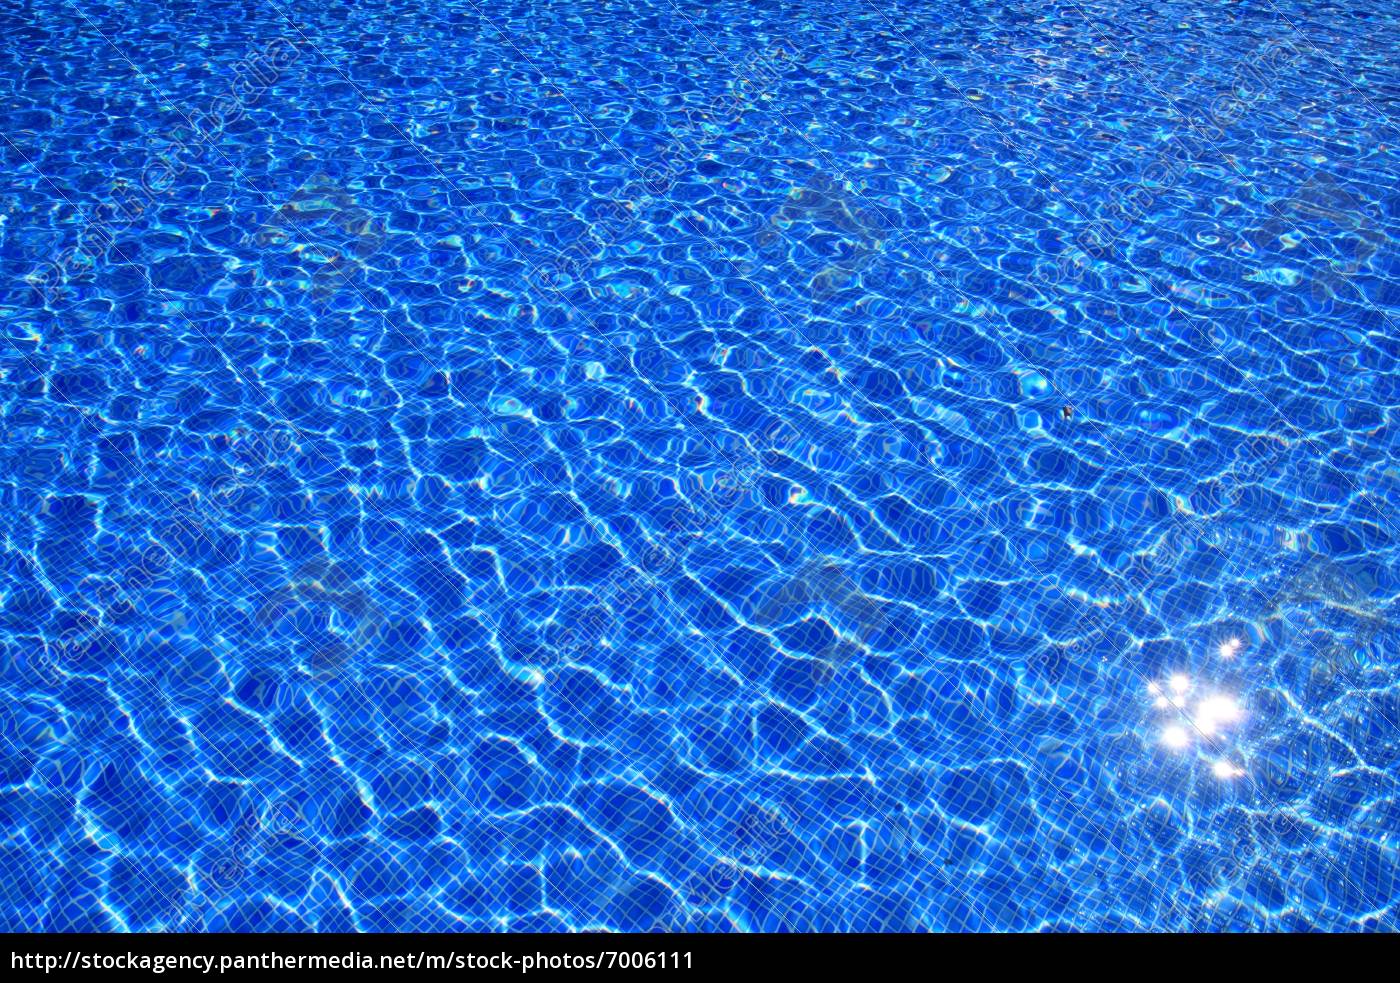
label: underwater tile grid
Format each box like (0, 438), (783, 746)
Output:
(0, 0), (1398, 935)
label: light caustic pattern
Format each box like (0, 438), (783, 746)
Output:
(1, 0), (1399, 932)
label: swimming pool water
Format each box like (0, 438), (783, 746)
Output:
(2, 0), (1399, 932)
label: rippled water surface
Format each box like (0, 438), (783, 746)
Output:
(2, 0), (1400, 932)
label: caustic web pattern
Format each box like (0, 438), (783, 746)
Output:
(2, 0), (1400, 932)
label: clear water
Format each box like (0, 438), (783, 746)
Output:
(2, 0), (1398, 932)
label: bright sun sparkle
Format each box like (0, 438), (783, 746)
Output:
(1162, 725), (1190, 749)
(1212, 760), (1243, 779)
(1151, 675), (1245, 776)
(1219, 637), (1242, 659)
(1194, 694), (1243, 736)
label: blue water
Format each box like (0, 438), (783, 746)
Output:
(2, 0), (1399, 933)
